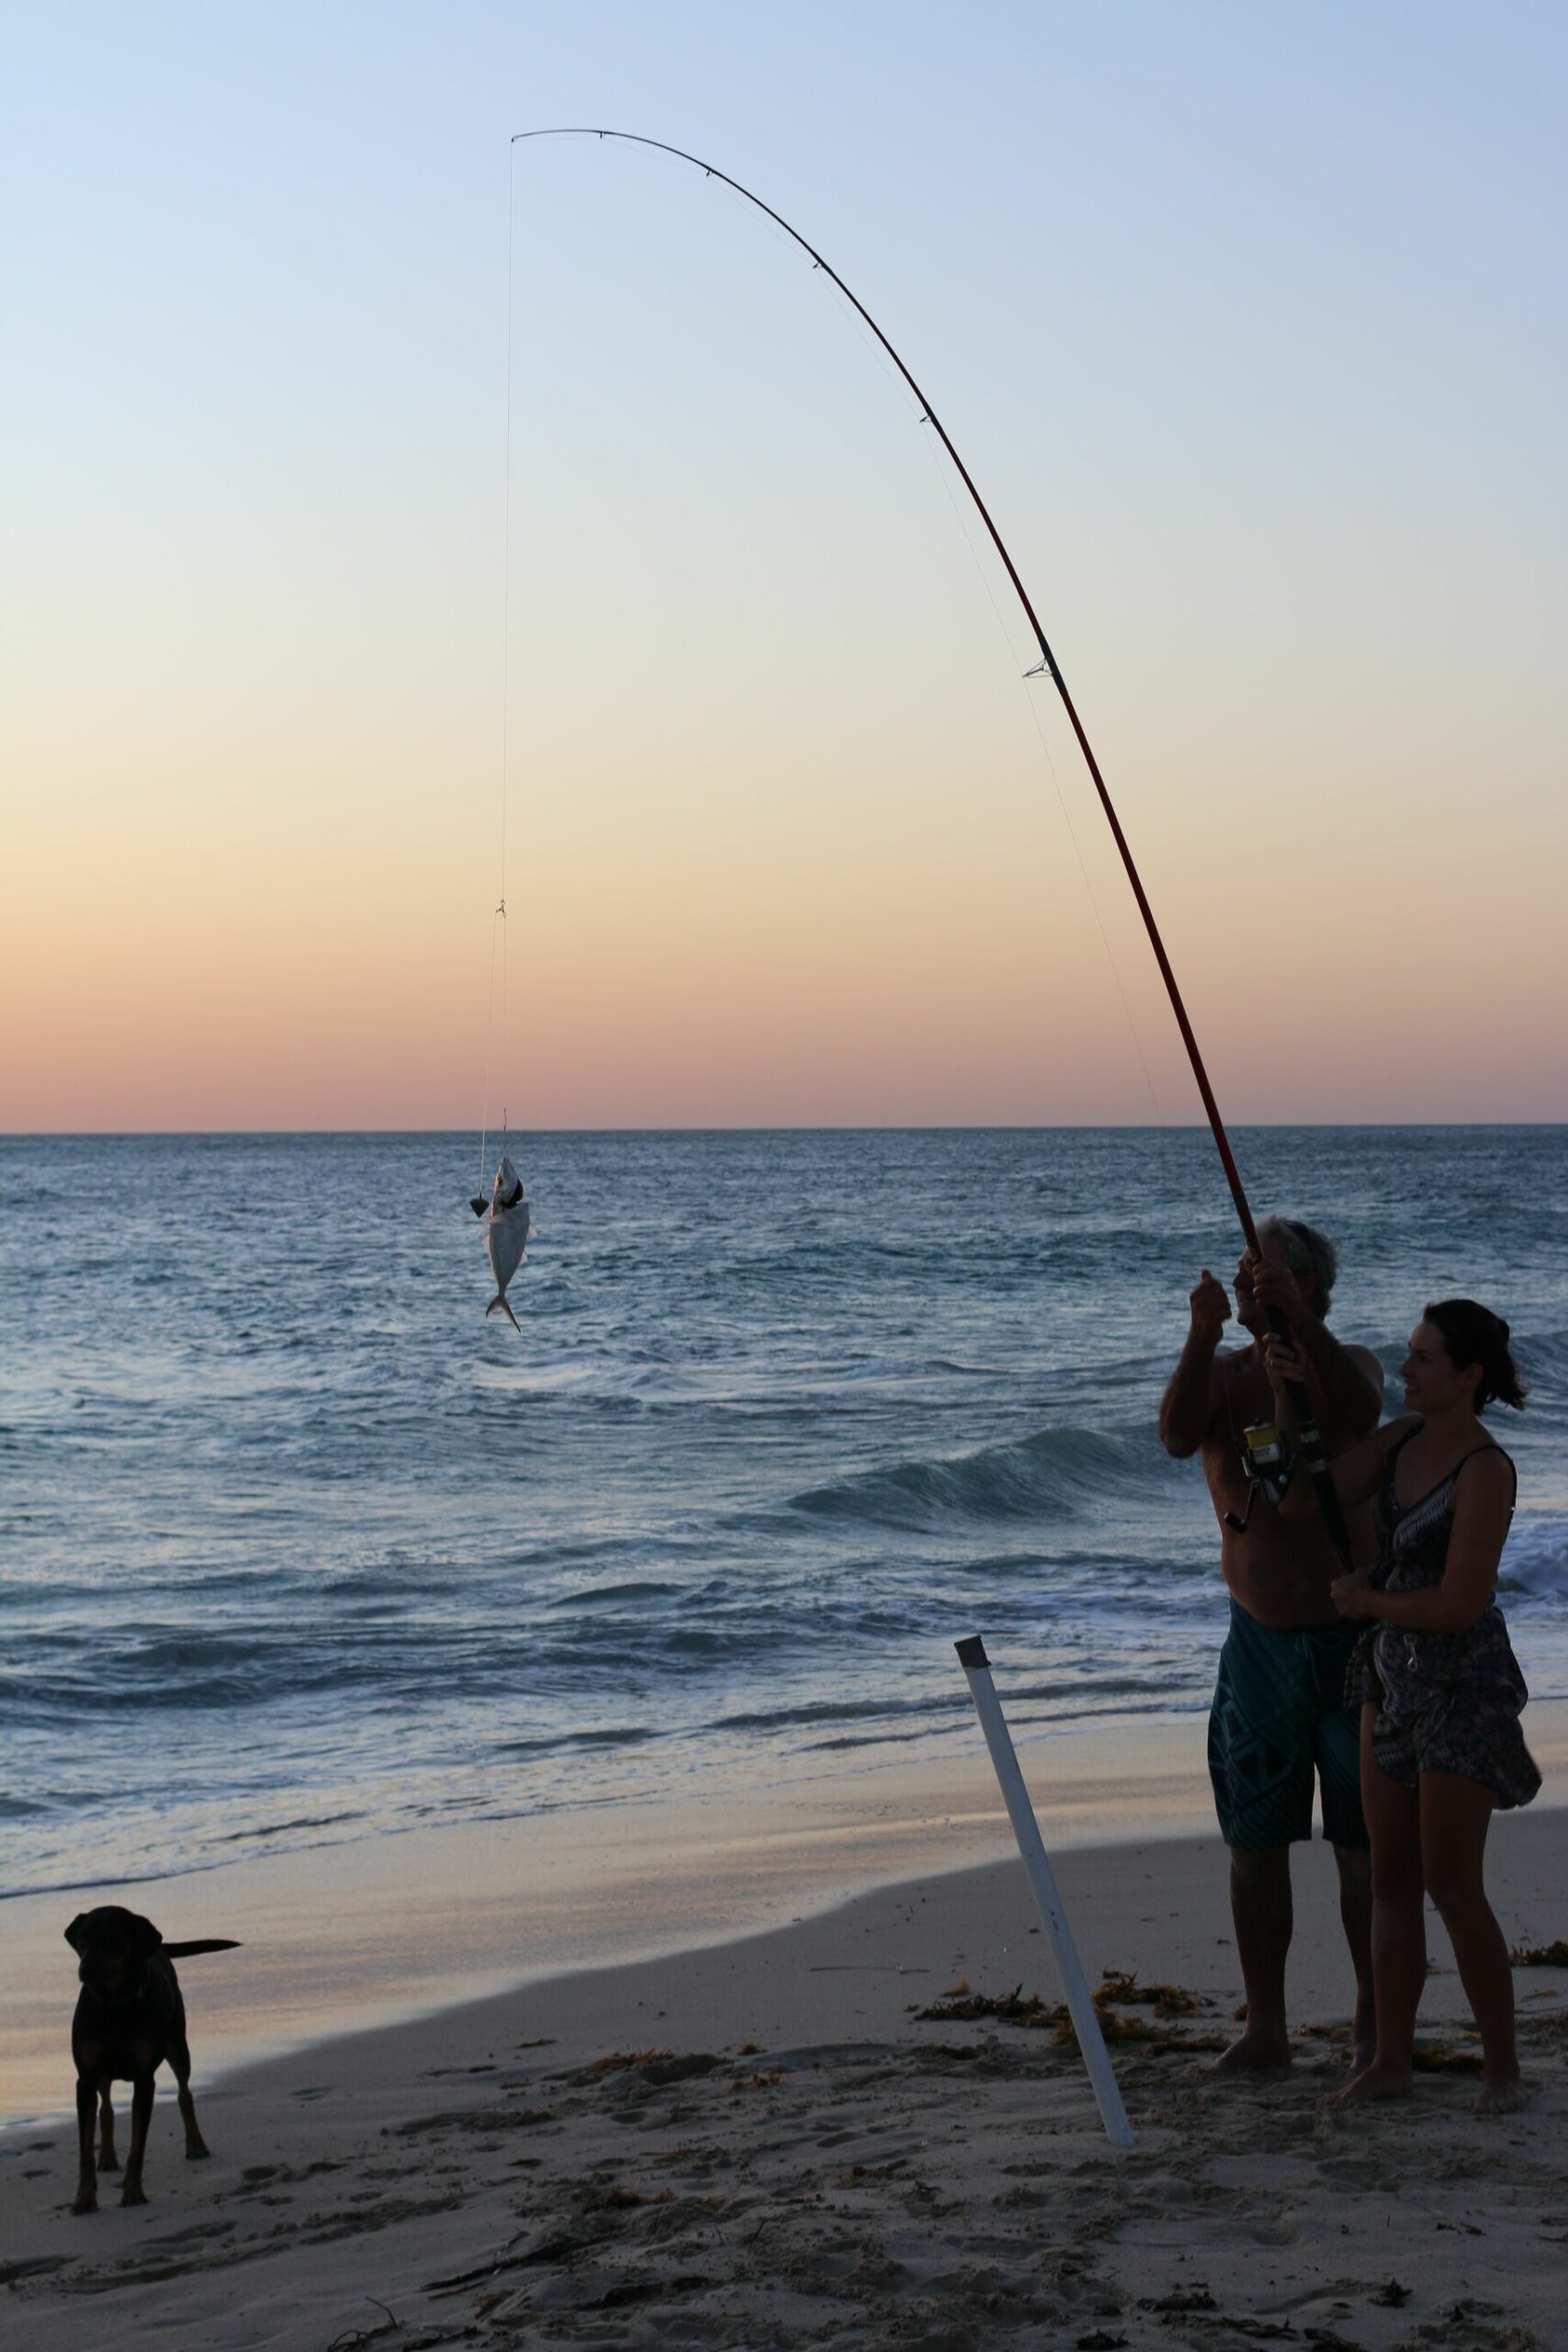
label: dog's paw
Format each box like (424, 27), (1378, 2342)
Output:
(186, 2142), (211, 2162)
(72, 2190), (98, 2216)
(97, 2151), (120, 2172)
(118, 2181), (148, 2208)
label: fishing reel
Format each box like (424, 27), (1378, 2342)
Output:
(1223, 1422), (1296, 1533)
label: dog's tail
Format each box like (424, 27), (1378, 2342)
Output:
(160, 1939), (243, 1958)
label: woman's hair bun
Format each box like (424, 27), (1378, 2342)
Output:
(1425, 1298), (1527, 1413)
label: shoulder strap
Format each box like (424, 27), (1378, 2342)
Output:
(1384, 1421), (1420, 1469)
(1379, 1420), (1418, 1514)
(1452, 1441), (1516, 1496)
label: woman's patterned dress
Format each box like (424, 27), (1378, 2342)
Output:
(1348, 1427), (1540, 1807)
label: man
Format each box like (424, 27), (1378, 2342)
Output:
(1159, 1216), (1383, 2070)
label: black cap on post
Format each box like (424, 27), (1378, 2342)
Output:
(954, 1635), (989, 1670)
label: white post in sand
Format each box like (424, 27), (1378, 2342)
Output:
(955, 1634), (1135, 2151)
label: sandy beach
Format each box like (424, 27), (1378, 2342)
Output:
(6, 1710), (1568, 2351)
(0, 1706), (1240, 2126)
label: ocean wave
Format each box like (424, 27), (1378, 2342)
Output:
(1498, 1516), (1568, 1603)
(804, 1682), (1187, 1751)
(3, 1623), (457, 1718)
(546, 1579), (682, 1609)
(713, 1692), (969, 1735)
(493, 1724), (659, 1757)
(216, 1810), (367, 1845)
(784, 1422), (1176, 1532)
(1516, 1329), (1568, 1394)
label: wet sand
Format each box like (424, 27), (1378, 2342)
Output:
(5, 1710), (1567, 2351)
(2, 1704), (1234, 2124)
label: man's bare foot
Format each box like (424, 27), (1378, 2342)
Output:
(1215, 2024), (1292, 2072)
(1331, 2060), (1413, 2104)
(1349, 2001), (1377, 2076)
(1475, 2075), (1532, 2115)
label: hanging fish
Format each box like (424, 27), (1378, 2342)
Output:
(472, 1154), (532, 1329)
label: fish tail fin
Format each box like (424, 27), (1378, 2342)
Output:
(486, 1295), (521, 1331)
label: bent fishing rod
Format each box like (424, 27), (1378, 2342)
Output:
(512, 126), (1356, 1562)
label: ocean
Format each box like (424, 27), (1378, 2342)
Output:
(4, 1126), (1566, 1906)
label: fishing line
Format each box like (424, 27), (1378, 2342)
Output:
(479, 141), (520, 1193)
(477, 897), (505, 1195)
(499, 890), (508, 1148)
(500, 142), (516, 963)
(512, 126), (1356, 1564)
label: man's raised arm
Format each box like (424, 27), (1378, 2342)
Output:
(1159, 1270), (1231, 1457)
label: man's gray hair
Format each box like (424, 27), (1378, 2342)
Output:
(1258, 1215), (1339, 1315)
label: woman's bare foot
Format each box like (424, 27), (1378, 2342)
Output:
(1215, 2023), (1292, 2072)
(1475, 2074), (1531, 2115)
(1331, 2060), (1413, 2104)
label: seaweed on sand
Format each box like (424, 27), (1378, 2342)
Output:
(1510, 1937), (1568, 1967)
(914, 1977), (1227, 2052)
(1095, 1969), (1205, 2017)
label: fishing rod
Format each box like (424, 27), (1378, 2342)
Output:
(511, 126), (1356, 1563)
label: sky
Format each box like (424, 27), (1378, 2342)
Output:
(4, 1), (1566, 1129)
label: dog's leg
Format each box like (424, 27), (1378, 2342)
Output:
(119, 2073), (154, 2207)
(73, 2076), (99, 2214)
(96, 2084), (119, 2172)
(169, 2029), (209, 2160)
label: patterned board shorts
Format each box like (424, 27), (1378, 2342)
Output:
(1208, 1600), (1368, 1851)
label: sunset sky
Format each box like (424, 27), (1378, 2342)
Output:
(6, 1), (1565, 1129)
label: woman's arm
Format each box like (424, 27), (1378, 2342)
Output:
(1275, 1428), (1384, 1520)
(1263, 1331), (1407, 1518)
(1330, 1450), (1515, 1631)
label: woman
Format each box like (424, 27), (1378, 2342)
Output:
(1267, 1298), (1538, 2109)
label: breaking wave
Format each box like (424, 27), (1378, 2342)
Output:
(785, 1422), (1180, 1532)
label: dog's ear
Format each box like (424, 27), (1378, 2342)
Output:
(64, 1914), (90, 1953)
(131, 1916), (163, 1960)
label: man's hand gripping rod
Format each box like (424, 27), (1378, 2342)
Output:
(1240, 1249), (1356, 1569)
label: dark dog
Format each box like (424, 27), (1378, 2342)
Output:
(66, 1905), (240, 2214)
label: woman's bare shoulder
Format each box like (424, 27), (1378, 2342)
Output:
(1458, 1442), (1516, 1493)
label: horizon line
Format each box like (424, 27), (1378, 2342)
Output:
(5, 1119), (1565, 1141)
